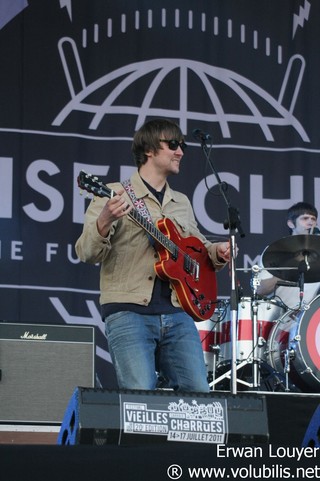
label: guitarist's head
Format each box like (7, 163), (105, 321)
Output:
(132, 118), (186, 171)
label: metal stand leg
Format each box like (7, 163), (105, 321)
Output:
(251, 299), (261, 389)
(284, 348), (293, 392)
(208, 345), (220, 391)
(209, 359), (254, 390)
(250, 266), (264, 389)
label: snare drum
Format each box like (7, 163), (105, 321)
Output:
(219, 297), (284, 365)
(267, 295), (320, 392)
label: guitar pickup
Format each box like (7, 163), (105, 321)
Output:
(194, 261), (199, 281)
(184, 255), (199, 280)
(171, 244), (178, 261)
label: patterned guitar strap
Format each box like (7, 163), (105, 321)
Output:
(121, 178), (155, 245)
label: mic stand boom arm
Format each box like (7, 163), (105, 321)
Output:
(198, 139), (245, 395)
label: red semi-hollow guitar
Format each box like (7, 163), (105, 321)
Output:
(78, 171), (217, 321)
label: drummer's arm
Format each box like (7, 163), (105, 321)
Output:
(256, 276), (280, 296)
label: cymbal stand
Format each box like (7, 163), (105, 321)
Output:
(283, 348), (292, 392)
(250, 265), (262, 389)
(209, 359), (255, 389)
(213, 265), (266, 391)
(208, 344), (220, 391)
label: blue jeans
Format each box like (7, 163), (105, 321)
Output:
(104, 311), (209, 392)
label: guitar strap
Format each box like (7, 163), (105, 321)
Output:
(122, 178), (155, 245)
(121, 178), (153, 222)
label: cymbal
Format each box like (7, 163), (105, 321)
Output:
(262, 234), (320, 282)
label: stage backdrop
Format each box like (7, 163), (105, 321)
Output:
(0, 0), (319, 387)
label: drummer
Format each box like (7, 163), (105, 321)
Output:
(256, 202), (320, 310)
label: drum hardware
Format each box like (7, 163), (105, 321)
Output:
(216, 265), (263, 389)
(258, 361), (299, 393)
(251, 297), (261, 388)
(207, 344), (221, 390)
(242, 264), (290, 388)
(257, 344), (299, 393)
(209, 306), (285, 390)
(260, 336), (301, 392)
(250, 264), (261, 291)
(303, 367), (313, 374)
(250, 265), (281, 389)
(283, 347), (295, 391)
(210, 357), (256, 390)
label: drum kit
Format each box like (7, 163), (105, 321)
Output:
(197, 234), (320, 393)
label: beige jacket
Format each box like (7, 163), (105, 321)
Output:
(75, 171), (226, 307)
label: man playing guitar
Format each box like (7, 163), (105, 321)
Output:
(76, 118), (231, 392)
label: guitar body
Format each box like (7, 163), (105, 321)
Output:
(154, 218), (217, 321)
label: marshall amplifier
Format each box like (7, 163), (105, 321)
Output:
(58, 387), (269, 445)
(0, 322), (95, 424)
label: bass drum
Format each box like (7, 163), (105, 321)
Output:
(266, 295), (320, 392)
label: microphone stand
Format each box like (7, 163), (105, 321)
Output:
(197, 138), (245, 395)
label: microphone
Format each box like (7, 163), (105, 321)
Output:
(192, 129), (212, 143)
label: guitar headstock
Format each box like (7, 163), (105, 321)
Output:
(77, 170), (109, 198)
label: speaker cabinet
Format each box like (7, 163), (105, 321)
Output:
(302, 405), (320, 447)
(0, 323), (95, 424)
(58, 387), (269, 445)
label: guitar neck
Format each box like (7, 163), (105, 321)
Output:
(127, 198), (177, 256)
